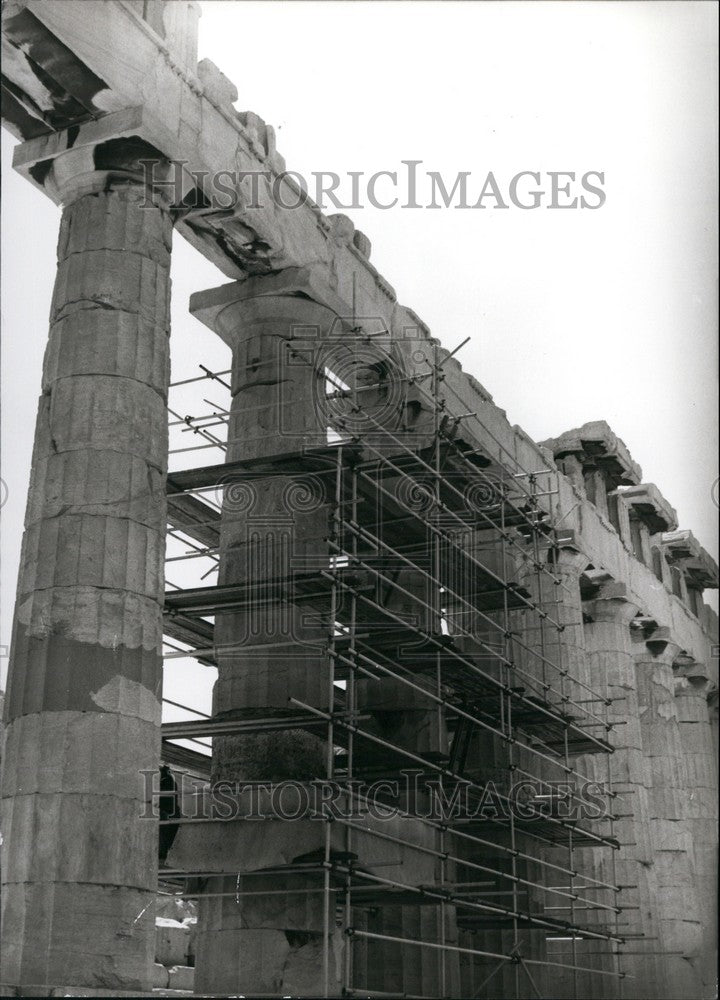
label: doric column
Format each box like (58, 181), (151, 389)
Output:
(190, 288), (343, 996)
(549, 539), (593, 709)
(618, 484), (678, 571)
(1, 144), (172, 991)
(513, 535), (590, 724)
(356, 488), (446, 760)
(530, 542), (619, 999)
(674, 665), (718, 998)
(582, 582), (661, 999)
(210, 293), (337, 781)
(460, 537), (600, 1000)
(710, 686), (719, 773)
(634, 629), (702, 998)
(343, 343), (457, 999)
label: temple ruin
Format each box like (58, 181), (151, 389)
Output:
(1, 2), (717, 997)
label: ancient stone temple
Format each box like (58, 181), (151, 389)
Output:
(1, 2), (717, 997)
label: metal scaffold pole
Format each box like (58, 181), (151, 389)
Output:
(158, 327), (627, 998)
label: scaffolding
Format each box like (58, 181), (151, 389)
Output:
(158, 331), (627, 999)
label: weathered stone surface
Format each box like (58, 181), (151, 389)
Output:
(1, 882), (156, 991)
(635, 633), (704, 998)
(583, 586), (667, 998)
(151, 963), (169, 990)
(1, 175), (171, 991)
(155, 919), (193, 968)
(193, 926), (342, 996)
(166, 965), (194, 991)
(662, 530), (719, 591)
(675, 676), (718, 997)
(168, 786), (437, 885)
(620, 482), (678, 534)
(540, 420), (642, 487)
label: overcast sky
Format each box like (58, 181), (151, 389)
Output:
(1, 1), (717, 709)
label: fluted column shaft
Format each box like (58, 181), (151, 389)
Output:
(351, 399), (462, 999)
(674, 672), (718, 998)
(1, 169), (171, 991)
(193, 293), (341, 997)
(211, 294), (337, 780)
(635, 635), (703, 998)
(529, 547), (618, 1000)
(583, 587), (661, 999)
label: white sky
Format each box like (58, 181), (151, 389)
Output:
(1, 1), (718, 711)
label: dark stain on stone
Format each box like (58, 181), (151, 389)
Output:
(159, 764), (182, 862)
(1, 73), (54, 139)
(28, 158), (54, 188)
(4, 624), (161, 723)
(3, 8), (111, 128)
(94, 136), (167, 173)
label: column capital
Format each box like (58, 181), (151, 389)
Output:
(190, 266), (358, 347)
(634, 625), (685, 666)
(672, 653), (714, 692)
(661, 530), (719, 592)
(550, 530), (592, 575)
(42, 142), (176, 208)
(12, 106), (198, 210)
(190, 269), (408, 458)
(620, 483), (678, 534)
(517, 530), (589, 578)
(672, 652), (716, 700)
(583, 580), (640, 625)
(191, 278), (343, 351)
(674, 673), (716, 701)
